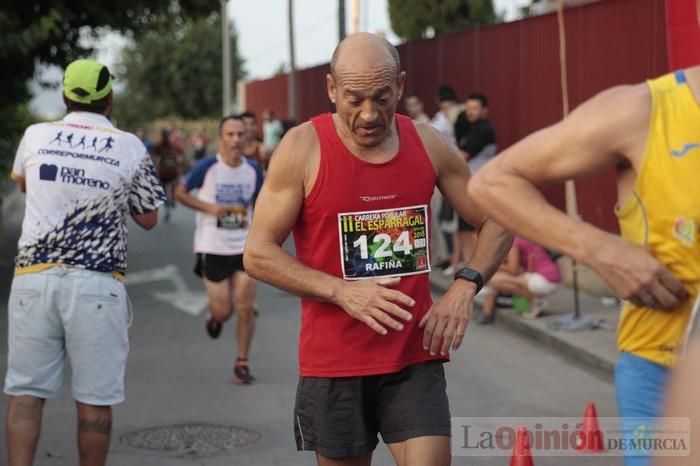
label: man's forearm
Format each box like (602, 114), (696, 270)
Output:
(472, 171), (604, 267)
(244, 244), (344, 304)
(175, 187), (212, 214)
(464, 219), (513, 283)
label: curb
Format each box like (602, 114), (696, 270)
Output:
(430, 278), (615, 379)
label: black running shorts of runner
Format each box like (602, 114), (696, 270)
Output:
(194, 253), (245, 282)
(294, 360), (451, 458)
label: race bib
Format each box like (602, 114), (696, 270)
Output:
(338, 205), (431, 280)
(217, 205), (248, 230)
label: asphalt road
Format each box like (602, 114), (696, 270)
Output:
(0, 197), (620, 465)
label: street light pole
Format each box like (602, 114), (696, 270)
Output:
(339, 0), (346, 41)
(351, 0), (360, 34)
(288, 0), (297, 120)
(222, 0), (231, 116)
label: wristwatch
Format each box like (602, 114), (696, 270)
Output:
(454, 267), (484, 293)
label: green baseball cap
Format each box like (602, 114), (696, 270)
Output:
(63, 59), (113, 104)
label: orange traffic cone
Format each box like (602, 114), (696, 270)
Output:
(575, 401), (605, 452)
(510, 426), (534, 466)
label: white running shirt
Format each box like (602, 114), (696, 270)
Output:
(182, 155), (263, 255)
(11, 112), (166, 277)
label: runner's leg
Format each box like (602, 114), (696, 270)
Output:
(233, 271), (256, 360)
(316, 454), (372, 466)
(203, 278), (234, 323)
(387, 436), (450, 466)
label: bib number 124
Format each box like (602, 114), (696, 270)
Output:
(352, 231), (413, 260)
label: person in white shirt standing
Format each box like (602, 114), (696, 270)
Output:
(175, 115), (263, 385)
(5, 59), (166, 466)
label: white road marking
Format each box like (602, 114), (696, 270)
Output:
(125, 265), (208, 316)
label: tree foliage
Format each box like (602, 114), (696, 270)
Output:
(388, 0), (500, 41)
(0, 0), (218, 172)
(112, 12), (246, 128)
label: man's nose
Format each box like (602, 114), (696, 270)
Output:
(360, 100), (378, 123)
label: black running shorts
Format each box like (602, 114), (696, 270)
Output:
(193, 253), (245, 282)
(294, 360), (451, 459)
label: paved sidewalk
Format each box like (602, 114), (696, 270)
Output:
(430, 271), (621, 378)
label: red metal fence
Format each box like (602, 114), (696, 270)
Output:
(244, 0), (670, 233)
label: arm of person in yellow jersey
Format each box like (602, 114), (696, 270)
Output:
(243, 123), (415, 336)
(414, 122), (513, 357)
(469, 83), (688, 310)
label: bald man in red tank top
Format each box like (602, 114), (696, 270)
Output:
(244, 33), (512, 466)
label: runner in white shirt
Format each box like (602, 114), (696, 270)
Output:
(5, 59), (165, 466)
(175, 115), (263, 384)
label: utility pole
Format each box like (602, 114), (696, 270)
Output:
(221, 0), (231, 116)
(338, 0), (346, 41)
(351, 0), (360, 34)
(288, 0), (297, 120)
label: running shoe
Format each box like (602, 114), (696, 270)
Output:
(205, 314), (223, 339)
(233, 359), (256, 385)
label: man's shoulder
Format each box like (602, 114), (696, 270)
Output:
(189, 155), (219, 174)
(279, 121), (319, 154)
(414, 119), (448, 148)
(23, 120), (63, 137)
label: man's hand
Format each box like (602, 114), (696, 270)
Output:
(591, 234), (688, 310)
(419, 280), (476, 355)
(208, 204), (231, 219)
(336, 277), (415, 335)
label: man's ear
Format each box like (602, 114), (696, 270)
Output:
(397, 71), (406, 101)
(326, 73), (337, 104)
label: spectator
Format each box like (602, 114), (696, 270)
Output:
(450, 93), (498, 273)
(135, 127), (154, 154)
(405, 93), (430, 123)
(431, 85), (462, 272)
(430, 84), (461, 142)
(262, 109), (284, 153)
(240, 111), (265, 167)
(152, 128), (185, 222)
(478, 236), (562, 324)
(190, 127), (209, 161)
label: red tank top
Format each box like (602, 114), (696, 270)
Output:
(293, 113), (443, 377)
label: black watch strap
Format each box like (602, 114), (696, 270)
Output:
(454, 267), (484, 293)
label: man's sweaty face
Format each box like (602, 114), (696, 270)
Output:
(334, 67), (399, 147)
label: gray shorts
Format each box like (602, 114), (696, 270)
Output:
(294, 360), (451, 458)
(4, 267), (132, 405)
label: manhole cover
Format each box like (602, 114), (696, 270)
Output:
(120, 423), (261, 456)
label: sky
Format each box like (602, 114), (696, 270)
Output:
(30, 0), (530, 117)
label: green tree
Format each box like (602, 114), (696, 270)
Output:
(388, 0), (500, 41)
(0, 0), (218, 174)
(112, 12), (246, 128)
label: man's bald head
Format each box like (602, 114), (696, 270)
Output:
(330, 32), (401, 79)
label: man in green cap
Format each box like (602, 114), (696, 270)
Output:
(4, 59), (166, 466)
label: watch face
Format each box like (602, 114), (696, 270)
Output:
(457, 269), (478, 280)
(456, 268), (483, 291)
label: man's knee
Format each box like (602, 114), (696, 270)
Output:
(76, 403), (112, 436)
(209, 299), (233, 321)
(235, 299), (255, 319)
(7, 395), (45, 424)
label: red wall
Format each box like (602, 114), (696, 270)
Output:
(244, 0), (670, 233)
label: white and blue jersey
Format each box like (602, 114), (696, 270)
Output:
(11, 112), (166, 278)
(182, 154), (263, 256)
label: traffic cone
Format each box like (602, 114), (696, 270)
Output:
(575, 401), (605, 452)
(509, 426), (534, 466)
